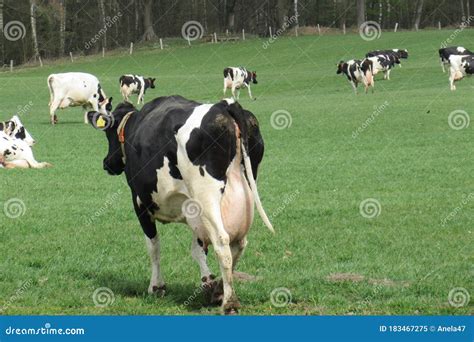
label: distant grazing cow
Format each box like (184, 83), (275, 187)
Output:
(0, 122), (50, 169)
(366, 49), (408, 64)
(439, 46), (474, 73)
(337, 59), (374, 94)
(119, 74), (156, 104)
(0, 115), (35, 146)
(365, 55), (398, 80)
(47, 72), (113, 125)
(87, 96), (273, 314)
(223, 67), (257, 100)
(447, 54), (474, 90)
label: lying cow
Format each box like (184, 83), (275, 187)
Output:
(119, 74), (156, 104)
(223, 67), (257, 100)
(439, 46), (474, 73)
(47, 72), (112, 125)
(448, 54), (474, 90)
(365, 55), (398, 80)
(337, 59), (374, 94)
(0, 129), (50, 169)
(87, 96), (273, 314)
(0, 115), (35, 146)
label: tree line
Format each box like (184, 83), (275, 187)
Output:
(0, 0), (470, 66)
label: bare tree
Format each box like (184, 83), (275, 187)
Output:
(98, 0), (106, 49)
(357, 0), (366, 27)
(467, 0), (471, 24)
(226, 0), (237, 32)
(141, 0), (157, 41)
(59, 0), (66, 55)
(413, 0), (424, 29)
(378, 0), (383, 25)
(30, 0), (40, 60)
(460, 0), (466, 20)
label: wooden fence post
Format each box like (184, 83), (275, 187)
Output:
(130, 42), (133, 54)
(394, 23), (399, 32)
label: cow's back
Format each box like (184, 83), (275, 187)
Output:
(49, 72), (100, 98)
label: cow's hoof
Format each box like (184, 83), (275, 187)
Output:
(207, 279), (223, 306)
(223, 296), (241, 315)
(51, 115), (58, 125)
(148, 284), (166, 296)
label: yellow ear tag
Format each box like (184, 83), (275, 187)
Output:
(96, 116), (106, 128)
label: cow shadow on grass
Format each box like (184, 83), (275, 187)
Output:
(92, 272), (214, 312)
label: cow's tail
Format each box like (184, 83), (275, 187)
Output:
(223, 67), (233, 80)
(47, 75), (54, 106)
(227, 101), (274, 233)
(241, 142), (275, 233)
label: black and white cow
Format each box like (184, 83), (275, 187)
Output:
(0, 115), (35, 146)
(365, 54), (398, 80)
(366, 49), (408, 61)
(337, 59), (374, 94)
(0, 123), (50, 169)
(47, 72), (113, 125)
(119, 74), (156, 104)
(223, 67), (257, 100)
(87, 96), (273, 314)
(448, 54), (474, 90)
(439, 46), (474, 73)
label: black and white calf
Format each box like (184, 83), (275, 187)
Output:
(0, 118), (50, 169)
(119, 75), (156, 104)
(337, 59), (374, 94)
(47, 72), (112, 125)
(0, 115), (35, 146)
(439, 46), (474, 73)
(448, 54), (474, 90)
(223, 67), (257, 100)
(87, 96), (273, 314)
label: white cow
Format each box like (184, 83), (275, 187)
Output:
(223, 67), (257, 100)
(0, 115), (35, 146)
(0, 132), (50, 169)
(47, 72), (112, 125)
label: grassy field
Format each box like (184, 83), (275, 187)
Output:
(0, 29), (472, 315)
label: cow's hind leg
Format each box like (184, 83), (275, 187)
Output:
(231, 238), (247, 271)
(185, 189), (239, 314)
(132, 195), (165, 295)
(49, 99), (61, 125)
